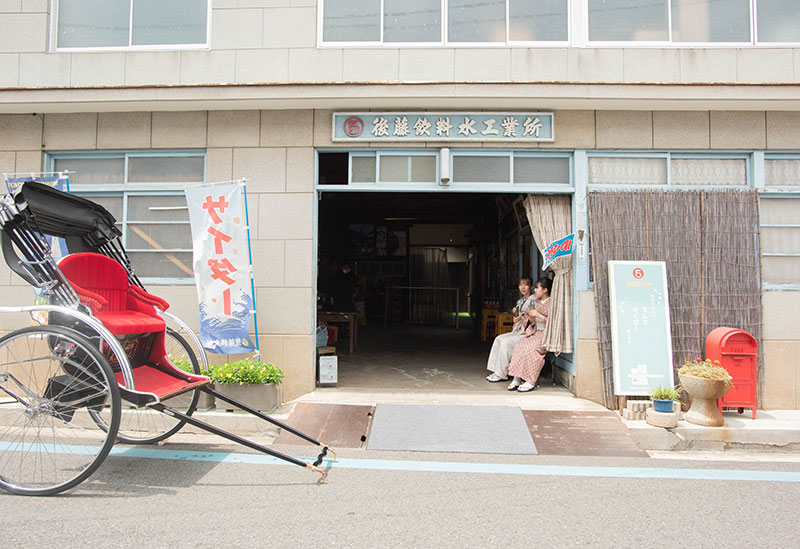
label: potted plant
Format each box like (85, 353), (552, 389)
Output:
(648, 385), (681, 413)
(208, 359), (284, 412)
(678, 358), (733, 427)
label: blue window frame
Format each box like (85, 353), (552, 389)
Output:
(46, 150), (206, 283)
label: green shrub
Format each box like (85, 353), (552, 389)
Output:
(207, 359), (284, 385)
(648, 384), (681, 401)
(168, 354), (194, 374)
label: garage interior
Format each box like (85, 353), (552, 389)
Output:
(317, 189), (565, 393)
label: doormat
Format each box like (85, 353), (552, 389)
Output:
(366, 404), (537, 455)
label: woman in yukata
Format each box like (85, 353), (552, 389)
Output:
(485, 277), (536, 383)
(507, 277), (552, 392)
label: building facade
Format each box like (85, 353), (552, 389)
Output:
(1, 1), (799, 406)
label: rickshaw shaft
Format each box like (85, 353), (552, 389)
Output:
(203, 386), (326, 448)
(152, 403), (310, 469)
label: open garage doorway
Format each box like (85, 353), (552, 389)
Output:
(317, 190), (570, 393)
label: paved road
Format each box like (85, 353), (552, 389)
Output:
(2, 439), (800, 548)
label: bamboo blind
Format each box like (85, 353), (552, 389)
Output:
(588, 190), (763, 409)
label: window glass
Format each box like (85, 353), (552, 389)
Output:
(410, 156), (437, 182)
(323, 0), (381, 42)
(132, 0), (208, 45)
(452, 155), (510, 183)
(760, 197), (800, 285)
(509, 0), (568, 41)
(351, 156), (377, 183)
(54, 157), (125, 185)
(671, 0), (750, 42)
(588, 157), (667, 185)
(379, 156), (410, 182)
(384, 0), (441, 42)
(52, 153), (202, 280)
(127, 251), (194, 278)
(514, 156), (570, 184)
(448, 0), (506, 42)
(588, 0), (668, 41)
(127, 195), (190, 222)
(58, 0), (130, 48)
(765, 159), (800, 187)
(670, 158), (746, 185)
(128, 156), (205, 183)
(757, 0), (800, 42)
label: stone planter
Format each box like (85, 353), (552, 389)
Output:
(213, 383), (282, 412)
(679, 373), (731, 427)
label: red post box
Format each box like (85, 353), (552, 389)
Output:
(705, 327), (758, 419)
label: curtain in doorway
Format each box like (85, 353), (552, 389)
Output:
(523, 195), (573, 354)
(588, 190), (762, 409)
(409, 247), (451, 324)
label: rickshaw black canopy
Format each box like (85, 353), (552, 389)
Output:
(15, 181), (121, 250)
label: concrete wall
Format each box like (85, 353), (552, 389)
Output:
(1, 3), (799, 88)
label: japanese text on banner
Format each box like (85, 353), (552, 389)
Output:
(186, 183), (255, 354)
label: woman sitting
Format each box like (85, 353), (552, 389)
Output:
(507, 277), (552, 392)
(485, 277), (535, 383)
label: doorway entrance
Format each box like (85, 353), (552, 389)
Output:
(317, 190), (570, 393)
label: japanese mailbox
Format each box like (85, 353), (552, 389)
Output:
(706, 327), (758, 419)
(608, 260), (674, 395)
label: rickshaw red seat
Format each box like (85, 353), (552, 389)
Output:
(114, 366), (210, 400)
(58, 252), (168, 335)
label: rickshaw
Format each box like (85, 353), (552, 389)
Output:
(0, 181), (334, 495)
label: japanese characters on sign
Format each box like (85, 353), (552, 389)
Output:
(186, 183), (256, 354)
(333, 112), (555, 142)
(541, 233), (574, 271)
(608, 261), (674, 396)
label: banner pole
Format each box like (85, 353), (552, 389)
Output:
(242, 178), (261, 358)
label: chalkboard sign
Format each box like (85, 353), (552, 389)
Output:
(608, 261), (674, 396)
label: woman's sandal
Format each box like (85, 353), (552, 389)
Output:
(517, 381), (536, 392)
(486, 374), (507, 382)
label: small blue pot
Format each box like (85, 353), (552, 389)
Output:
(653, 399), (674, 413)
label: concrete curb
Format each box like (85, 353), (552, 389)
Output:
(625, 410), (800, 451)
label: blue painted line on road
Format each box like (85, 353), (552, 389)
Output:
(3, 441), (799, 483)
(107, 446), (800, 483)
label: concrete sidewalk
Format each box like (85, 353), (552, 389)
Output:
(184, 388), (800, 454)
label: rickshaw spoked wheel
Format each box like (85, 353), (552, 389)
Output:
(88, 328), (201, 444)
(0, 325), (121, 496)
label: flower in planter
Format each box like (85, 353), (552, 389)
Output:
(678, 358), (732, 381)
(206, 359), (284, 386)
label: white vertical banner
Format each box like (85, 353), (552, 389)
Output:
(185, 182), (256, 354)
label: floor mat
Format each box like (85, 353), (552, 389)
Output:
(366, 403), (537, 455)
(274, 403), (374, 448)
(523, 410), (647, 457)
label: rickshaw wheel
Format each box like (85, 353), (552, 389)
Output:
(0, 325), (121, 496)
(89, 329), (201, 444)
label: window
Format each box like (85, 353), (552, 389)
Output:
(55, 0), (209, 50)
(48, 151), (205, 281)
(587, 0), (798, 44)
(760, 197), (800, 286)
(588, 154), (749, 187)
(321, 1), (800, 46)
(317, 150), (570, 187)
(320, 0), (569, 45)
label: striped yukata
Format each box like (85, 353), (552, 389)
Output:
(508, 297), (551, 385)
